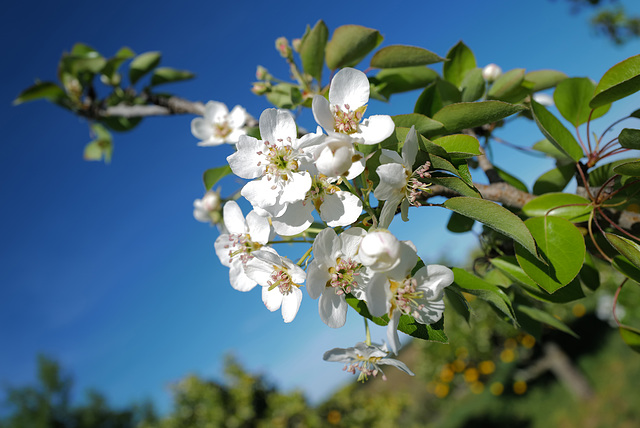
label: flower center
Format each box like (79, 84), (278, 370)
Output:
(267, 267), (301, 295)
(327, 257), (361, 295)
(257, 139), (300, 183)
(226, 233), (262, 264)
(333, 104), (367, 134)
(389, 277), (425, 319)
(308, 175), (339, 211)
(213, 121), (232, 139)
(344, 355), (386, 382)
(406, 162), (432, 207)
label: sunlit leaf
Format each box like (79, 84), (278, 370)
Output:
(370, 45), (445, 68)
(432, 101), (525, 133)
(443, 41), (476, 88)
(523, 193), (593, 222)
(325, 25), (382, 70)
(606, 233), (640, 269)
(150, 67), (195, 86)
(299, 20), (328, 82)
(530, 99), (584, 162)
(129, 51), (161, 85)
(590, 54), (640, 109)
(554, 77), (611, 126)
(203, 165), (233, 191)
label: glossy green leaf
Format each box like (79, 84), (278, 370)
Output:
(414, 79), (461, 118)
(370, 45), (445, 68)
(590, 54), (640, 109)
(203, 165), (233, 191)
(325, 25), (382, 70)
(525, 69), (568, 92)
(619, 128), (640, 149)
(433, 101), (525, 133)
(427, 174), (481, 198)
(372, 66), (438, 100)
(444, 287), (471, 323)
(620, 325), (640, 353)
(451, 268), (517, 325)
(589, 158), (640, 186)
(299, 20), (328, 82)
(460, 68), (485, 102)
(612, 255), (640, 284)
(432, 134), (481, 158)
(487, 68), (525, 101)
(614, 160), (640, 176)
(523, 193), (593, 222)
(533, 163), (575, 195)
(606, 233), (640, 269)
(554, 77), (611, 127)
(443, 41), (476, 88)
(444, 197), (538, 256)
(391, 114), (445, 137)
(493, 167), (528, 193)
(129, 51), (161, 85)
(516, 305), (578, 338)
(150, 67), (195, 86)
(447, 211), (475, 233)
(515, 217), (585, 293)
(13, 82), (67, 105)
(530, 99), (584, 162)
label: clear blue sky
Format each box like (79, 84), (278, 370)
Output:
(2, 0), (640, 413)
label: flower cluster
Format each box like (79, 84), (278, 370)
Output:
(191, 67), (454, 378)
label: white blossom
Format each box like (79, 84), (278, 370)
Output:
(214, 201), (272, 292)
(358, 229), (402, 272)
(482, 63), (502, 82)
(311, 133), (365, 179)
(244, 249), (306, 323)
(323, 342), (414, 382)
(193, 190), (222, 224)
(306, 227), (366, 328)
(312, 68), (395, 145)
(191, 101), (248, 146)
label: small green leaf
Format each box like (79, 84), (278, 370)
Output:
(451, 268), (517, 325)
(532, 163), (575, 195)
(84, 123), (113, 164)
(150, 67), (195, 86)
(129, 51), (161, 85)
(432, 134), (481, 158)
(516, 305), (578, 338)
(427, 174), (481, 198)
(493, 167), (528, 193)
(203, 165), (233, 191)
(299, 20), (328, 82)
(612, 255), (640, 284)
(447, 211), (475, 233)
(525, 69), (568, 92)
(266, 83), (302, 109)
(432, 101), (525, 133)
(460, 68), (485, 102)
(532, 138), (572, 161)
(589, 158), (640, 186)
(443, 41), (476, 88)
(554, 77), (610, 127)
(101, 47), (135, 82)
(391, 114), (445, 137)
(522, 193), (593, 222)
(13, 82), (67, 105)
(619, 128), (640, 149)
(515, 217), (586, 293)
(444, 197), (538, 256)
(414, 79), (461, 118)
(372, 66), (438, 100)
(613, 160), (640, 176)
(606, 233), (640, 269)
(325, 25), (382, 70)
(487, 68), (526, 102)
(530, 99), (584, 162)
(590, 54), (640, 109)
(370, 45), (445, 68)
(444, 287), (471, 323)
(620, 325), (640, 353)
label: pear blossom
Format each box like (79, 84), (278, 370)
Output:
(482, 63), (502, 82)
(193, 189), (222, 224)
(214, 201), (272, 292)
(306, 227), (366, 328)
(311, 132), (365, 179)
(361, 237), (454, 354)
(533, 92), (554, 107)
(358, 229), (402, 272)
(312, 67), (395, 145)
(323, 342), (414, 382)
(191, 101), (248, 146)
(244, 249), (306, 323)
(227, 108), (325, 217)
(374, 126), (431, 228)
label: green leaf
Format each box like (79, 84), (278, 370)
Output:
(432, 134), (481, 158)
(487, 68), (527, 103)
(325, 25), (382, 70)
(62, 43), (107, 75)
(101, 47), (135, 82)
(532, 138), (572, 161)
(370, 45), (445, 68)
(443, 197), (538, 256)
(589, 157), (640, 186)
(515, 217), (585, 293)
(614, 160), (640, 176)
(84, 123), (113, 164)
(579, 251), (600, 291)
(612, 255), (640, 284)
(443, 41), (476, 88)
(13, 82), (67, 105)
(525, 69), (568, 92)
(299, 20), (328, 82)
(444, 287), (471, 323)
(102, 116), (142, 132)
(150, 67), (195, 86)
(426, 174), (481, 198)
(460, 68), (485, 102)
(432, 101), (525, 133)
(606, 233), (640, 269)
(372, 66), (438, 100)
(129, 51), (161, 85)
(391, 114), (444, 137)
(530, 99), (584, 162)
(532, 163), (575, 195)
(266, 83), (302, 109)
(447, 211), (475, 233)
(620, 325), (640, 353)
(590, 54), (640, 109)
(619, 128), (640, 149)
(203, 165), (233, 191)
(414, 79), (461, 118)
(493, 167), (528, 192)
(516, 305), (578, 338)
(451, 268), (518, 326)
(553, 77), (611, 127)
(522, 193), (593, 222)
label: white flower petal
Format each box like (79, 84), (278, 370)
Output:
(379, 356), (414, 376)
(357, 115), (395, 145)
(401, 126), (419, 168)
(378, 193), (403, 229)
(386, 241), (419, 280)
(228, 105), (247, 128)
(227, 136), (265, 179)
(271, 200), (313, 236)
(229, 261), (258, 292)
(241, 177), (279, 211)
(312, 228), (341, 266)
(259, 108), (296, 144)
(379, 148), (404, 166)
(204, 101), (229, 122)
(214, 234), (232, 267)
(387, 310), (402, 355)
(319, 291), (347, 328)
(262, 286), (283, 312)
(278, 172), (312, 205)
(246, 211), (271, 244)
(222, 201), (247, 235)
(320, 191), (362, 227)
(329, 68), (370, 109)
(306, 260), (330, 300)
(191, 117), (213, 141)
(364, 273), (390, 317)
(339, 227), (367, 259)
(312, 96), (336, 133)
(281, 287), (303, 323)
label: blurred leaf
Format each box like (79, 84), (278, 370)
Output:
(532, 138), (572, 160)
(590, 54), (640, 108)
(579, 251), (600, 291)
(530, 99), (584, 162)
(516, 305), (578, 338)
(299, 20), (328, 82)
(370, 45), (445, 68)
(533, 163), (575, 195)
(203, 165), (233, 191)
(150, 67), (195, 86)
(619, 128), (640, 149)
(432, 101), (525, 133)
(266, 83), (302, 109)
(101, 47), (135, 82)
(444, 197), (538, 256)
(589, 157), (640, 186)
(620, 325), (640, 353)
(443, 41), (476, 88)
(13, 82), (67, 105)
(460, 68), (485, 102)
(554, 77), (611, 126)
(487, 68), (526, 102)
(606, 233), (640, 269)
(325, 25), (382, 70)
(444, 287), (471, 323)
(613, 160), (640, 176)
(612, 255), (640, 284)
(522, 193), (593, 222)
(84, 123), (113, 163)
(525, 69), (568, 92)
(129, 51), (161, 85)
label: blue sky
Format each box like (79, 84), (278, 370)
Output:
(2, 0), (640, 414)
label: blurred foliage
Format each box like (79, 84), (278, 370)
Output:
(561, 0), (640, 44)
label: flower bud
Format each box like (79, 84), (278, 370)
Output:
(256, 65), (269, 80)
(292, 38), (302, 53)
(359, 230), (401, 272)
(275, 37), (292, 58)
(482, 63), (502, 83)
(532, 92), (554, 107)
(251, 82), (270, 95)
(316, 137), (355, 177)
(193, 190), (222, 224)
